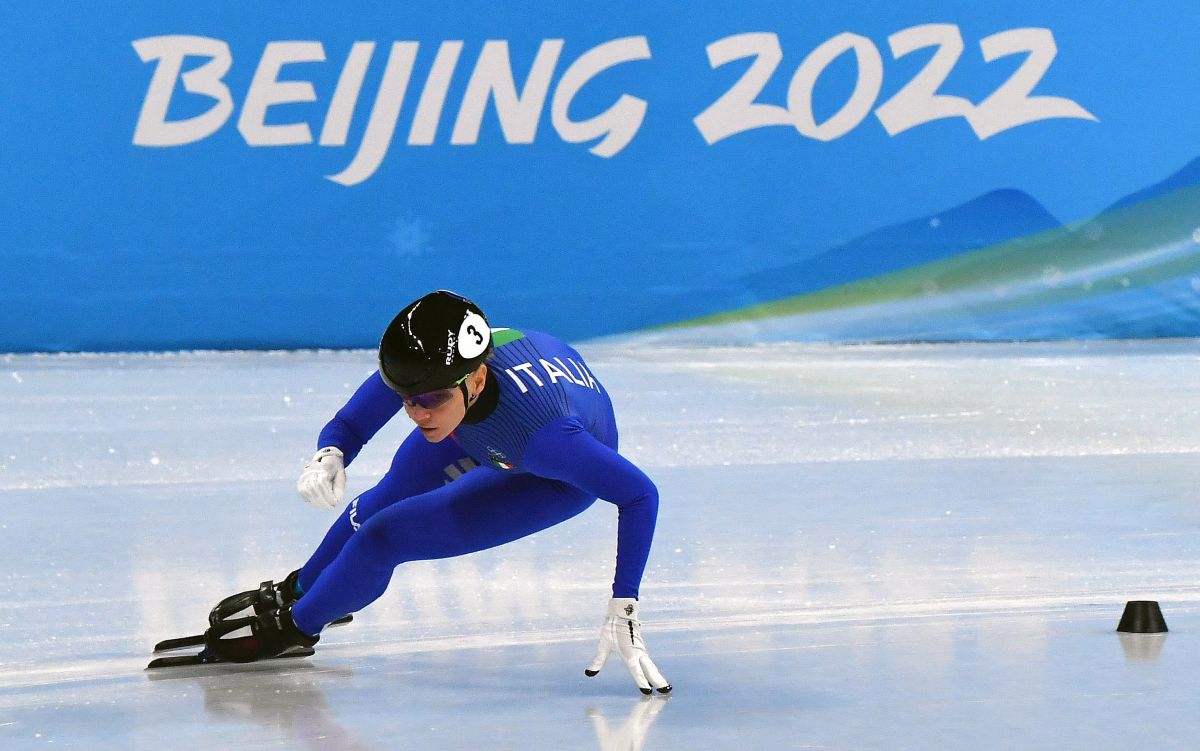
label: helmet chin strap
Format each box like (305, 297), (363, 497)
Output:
(460, 365), (487, 411)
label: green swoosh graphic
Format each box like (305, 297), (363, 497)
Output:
(659, 184), (1200, 332)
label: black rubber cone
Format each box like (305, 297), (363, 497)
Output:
(1116, 600), (1168, 633)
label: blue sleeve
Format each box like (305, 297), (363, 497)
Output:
(523, 417), (658, 600)
(316, 371), (405, 466)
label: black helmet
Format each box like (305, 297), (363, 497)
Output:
(378, 290), (493, 397)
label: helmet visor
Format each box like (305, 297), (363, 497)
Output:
(398, 371), (472, 410)
(401, 386), (458, 410)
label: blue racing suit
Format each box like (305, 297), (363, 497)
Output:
(290, 328), (659, 635)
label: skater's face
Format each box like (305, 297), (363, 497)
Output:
(404, 364), (488, 442)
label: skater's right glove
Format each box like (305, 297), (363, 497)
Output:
(297, 447), (346, 509)
(585, 598), (672, 695)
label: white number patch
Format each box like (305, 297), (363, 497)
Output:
(458, 313), (490, 359)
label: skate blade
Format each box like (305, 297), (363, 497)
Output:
(146, 647), (315, 670)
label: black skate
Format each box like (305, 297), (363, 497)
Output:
(208, 579), (286, 626)
(152, 571), (351, 655)
(152, 612), (351, 654)
(146, 573), (329, 669)
(205, 575), (319, 663)
(203, 604), (319, 664)
(146, 599), (319, 670)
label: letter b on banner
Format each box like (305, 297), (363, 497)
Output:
(132, 36), (234, 146)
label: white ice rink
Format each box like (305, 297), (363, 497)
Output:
(1, 340), (1199, 750)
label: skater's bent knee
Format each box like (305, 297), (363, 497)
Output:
(347, 515), (411, 567)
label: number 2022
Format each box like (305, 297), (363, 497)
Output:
(693, 25), (1097, 144)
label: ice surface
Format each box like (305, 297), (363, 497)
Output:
(1, 340), (1199, 749)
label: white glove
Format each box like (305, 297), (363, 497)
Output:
(296, 447), (346, 509)
(585, 598), (672, 695)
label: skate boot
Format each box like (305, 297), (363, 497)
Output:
(204, 604), (319, 663)
(276, 568), (304, 606)
(208, 570), (353, 632)
(208, 578), (291, 628)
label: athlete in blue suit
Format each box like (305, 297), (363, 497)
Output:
(206, 290), (670, 694)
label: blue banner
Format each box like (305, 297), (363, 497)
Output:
(3, 3), (1200, 351)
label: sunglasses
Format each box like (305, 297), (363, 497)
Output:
(401, 372), (471, 410)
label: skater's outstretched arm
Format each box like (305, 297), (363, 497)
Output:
(298, 371), (406, 509)
(524, 417), (671, 694)
(523, 416), (658, 601)
(317, 371), (405, 465)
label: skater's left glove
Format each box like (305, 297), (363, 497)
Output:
(585, 598), (672, 695)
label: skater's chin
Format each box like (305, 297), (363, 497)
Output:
(418, 425), (448, 441)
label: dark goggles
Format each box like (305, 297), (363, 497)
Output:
(400, 372), (471, 410)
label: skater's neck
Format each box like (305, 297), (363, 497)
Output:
(461, 366), (498, 424)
